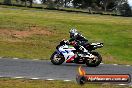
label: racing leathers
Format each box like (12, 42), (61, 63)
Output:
(69, 32), (90, 52)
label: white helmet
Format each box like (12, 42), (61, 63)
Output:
(69, 28), (77, 33)
(69, 28), (78, 38)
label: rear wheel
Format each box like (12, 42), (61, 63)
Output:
(50, 51), (65, 65)
(85, 52), (102, 67)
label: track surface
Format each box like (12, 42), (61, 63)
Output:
(0, 58), (132, 85)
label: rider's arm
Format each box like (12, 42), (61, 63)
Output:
(77, 33), (88, 42)
(69, 38), (75, 42)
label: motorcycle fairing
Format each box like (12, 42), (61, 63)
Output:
(58, 45), (76, 63)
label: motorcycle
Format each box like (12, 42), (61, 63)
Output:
(50, 40), (103, 67)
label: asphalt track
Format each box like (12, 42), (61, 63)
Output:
(0, 58), (132, 86)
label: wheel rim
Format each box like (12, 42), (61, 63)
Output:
(53, 54), (62, 63)
(93, 56), (99, 63)
(88, 55), (99, 64)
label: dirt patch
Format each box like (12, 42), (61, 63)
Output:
(103, 55), (115, 61)
(102, 55), (120, 64)
(0, 27), (53, 38)
(102, 55), (132, 65)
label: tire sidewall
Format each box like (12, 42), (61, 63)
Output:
(85, 51), (102, 67)
(50, 51), (65, 65)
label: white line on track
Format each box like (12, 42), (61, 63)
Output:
(13, 77), (24, 79)
(33, 59), (39, 61)
(46, 79), (55, 81)
(100, 63), (104, 65)
(13, 58), (19, 60)
(113, 64), (118, 66)
(126, 65), (131, 67)
(30, 78), (40, 80)
(118, 84), (127, 86)
(0, 76), (3, 77)
(129, 85), (132, 87)
(63, 80), (71, 82)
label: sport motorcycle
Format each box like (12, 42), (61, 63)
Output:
(50, 40), (103, 67)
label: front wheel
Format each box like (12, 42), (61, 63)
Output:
(85, 52), (102, 67)
(50, 51), (65, 65)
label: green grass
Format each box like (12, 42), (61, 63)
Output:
(0, 6), (132, 64)
(0, 78), (131, 88)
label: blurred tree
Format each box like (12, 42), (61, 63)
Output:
(119, 2), (132, 16)
(64, 0), (67, 7)
(72, 0), (96, 9)
(46, 0), (65, 9)
(64, 0), (73, 7)
(114, 0), (132, 16)
(20, 0), (33, 7)
(47, 0), (56, 9)
(3, 0), (11, 5)
(41, 0), (47, 4)
(99, 0), (114, 11)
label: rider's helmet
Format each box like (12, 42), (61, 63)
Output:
(69, 28), (78, 38)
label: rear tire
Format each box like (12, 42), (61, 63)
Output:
(85, 52), (102, 67)
(50, 51), (65, 65)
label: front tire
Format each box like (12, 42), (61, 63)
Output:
(85, 52), (102, 67)
(50, 51), (65, 65)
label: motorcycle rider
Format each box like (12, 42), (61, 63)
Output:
(56, 28), (94, 63)
(68, 28), (93, 58)
(68, 28), (89, 50)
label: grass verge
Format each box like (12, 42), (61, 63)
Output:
(0, 78), (131, 88)
(0, 6), (131, 64)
